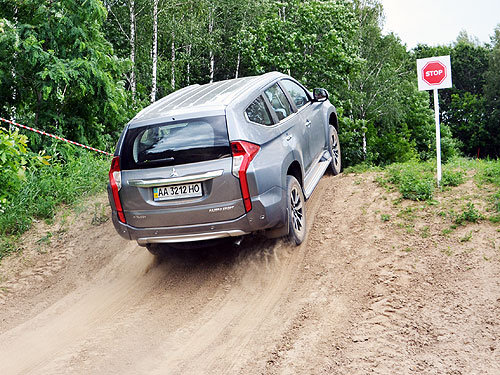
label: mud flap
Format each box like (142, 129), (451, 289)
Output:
(264, 208), (290, 239)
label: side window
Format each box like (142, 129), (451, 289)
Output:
(281, 80), (309, 109)
(264, 84), (293, 121)
(245, 96), (273, 126)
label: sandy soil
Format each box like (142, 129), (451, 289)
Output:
(0, 172), (499, 374)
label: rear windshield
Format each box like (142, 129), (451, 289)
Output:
(121, 115), (230, 170)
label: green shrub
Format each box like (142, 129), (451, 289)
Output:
(441, 168), (465, 187)
(476, 159), (500, 186)
(0, 148), (109, 238)
(386, 161), (435, 201)
(455, 203), (483, 225)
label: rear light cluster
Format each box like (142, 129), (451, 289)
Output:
(231, 141), (260, 212)
(109, 156), (126, 223)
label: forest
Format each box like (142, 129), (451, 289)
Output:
(0, 0), (499, 242)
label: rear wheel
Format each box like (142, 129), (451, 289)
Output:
(329, 125), (341, 175)
(286, 175), (306, 245)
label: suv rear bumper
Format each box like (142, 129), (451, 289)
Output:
(110, 186), (286, 246)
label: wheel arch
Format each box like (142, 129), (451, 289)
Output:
(286, 160), (303, 188)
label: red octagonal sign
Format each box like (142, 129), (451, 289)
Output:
(422, 61), (447, 86)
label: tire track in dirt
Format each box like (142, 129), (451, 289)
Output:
(2, 172), (499, 374)
(0, 176), (334, 375)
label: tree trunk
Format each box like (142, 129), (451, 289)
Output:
(208, 6), (214, 83)
(362, 131), (367, 160)
(235, 51), (240, 79)
(186, 44), (192, 85)
(150, 0), (159, 103)
(171, 31), (175, 90)
(129, 0), (136, 101)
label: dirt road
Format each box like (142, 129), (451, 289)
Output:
(1, 173), (499, 374)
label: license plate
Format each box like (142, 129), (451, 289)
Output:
(153, 183), (203, 201)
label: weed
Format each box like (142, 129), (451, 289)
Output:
(441, 247), (453, 256)
(0, 149), (109, 261)
(489, 214), (500, 223)
(459, 231), (473, 243)
(0, 236), (19, 260)
(91, 203), (109, 226)
(441, 168), (465, 187)
(420, 226), (430, 238)
(402, 247), (412, 252)
(380, 214), (391, 222)
(455, 203), (483, 225)
(442, 228), (453, 236)
(36, 232), (53, 245)
(386, 161), (435, 201)
(344, 163), (380, 174)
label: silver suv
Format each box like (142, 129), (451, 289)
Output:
(108, 72), (340, 253)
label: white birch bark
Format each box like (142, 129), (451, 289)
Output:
(171, 31), (175, 90)
(150, 0), (159, 103)
(186, 43), (192, 85)
(129, 0), (136, 101)
(235, 51), (240, 79)
(208, 6), (214, 83)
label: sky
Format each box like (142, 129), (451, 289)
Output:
(380, 0), (500, 48)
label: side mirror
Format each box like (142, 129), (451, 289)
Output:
(313, 88), (329, 102)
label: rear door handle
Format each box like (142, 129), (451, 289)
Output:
(285, 134), (292, 141)
(305, 120), (311, 128)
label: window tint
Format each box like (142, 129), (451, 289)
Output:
(264, 84), (293, 121)
(246, 96), (273, 125)
(121, 116), (230, 169)
(281, 80), (309, 109)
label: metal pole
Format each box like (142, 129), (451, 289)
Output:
(433, 88), (442, 187)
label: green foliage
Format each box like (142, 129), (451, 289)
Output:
(239, 0), (359, 101)
(0, 0), (132, 149)
(0, 127), (29, 207)
(380, 214), (390, 222)
(455, 203), (483, 225)
(0, 147), (109, 237)
(386, 161), (435, 201)
(441, 168), (465, 187)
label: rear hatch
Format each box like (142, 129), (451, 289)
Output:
(118, 115), (245, 228)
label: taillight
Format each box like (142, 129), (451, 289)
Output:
(109, 156), (126, 223)
(231, 141), (260, 212)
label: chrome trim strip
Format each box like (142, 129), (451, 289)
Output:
(128, 169), (224, 188)
(137, 230), (249, 244)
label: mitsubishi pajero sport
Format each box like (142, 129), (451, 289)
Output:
(108, 72), (341, 254)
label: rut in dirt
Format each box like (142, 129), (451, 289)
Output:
(0, 176), (333, 375)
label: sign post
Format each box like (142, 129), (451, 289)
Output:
(416, 55), (452, 187)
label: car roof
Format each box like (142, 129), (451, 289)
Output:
(130, 71), (286, 126)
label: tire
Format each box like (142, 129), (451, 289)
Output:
(329, 125), (341, 175)
(286, 175), (306, 245)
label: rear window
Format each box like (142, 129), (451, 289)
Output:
(121, 115), (231, 169)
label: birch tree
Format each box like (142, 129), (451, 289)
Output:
(150, 0), (159, 103)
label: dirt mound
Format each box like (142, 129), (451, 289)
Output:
(1, 173), (499, 374)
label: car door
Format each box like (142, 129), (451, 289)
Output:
(280, 79), (326, 169)
(262, 82), (311, 170)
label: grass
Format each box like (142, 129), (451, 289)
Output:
(0, 151), (110, 260)
(380, 214), (391, 222)
(455, 203), (483, 225)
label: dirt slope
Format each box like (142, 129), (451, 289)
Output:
(0, 173), (499, 374)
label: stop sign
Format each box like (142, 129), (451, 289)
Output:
(422, 61), (447, 86)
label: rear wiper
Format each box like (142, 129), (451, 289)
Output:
(142, 157), (175, 164)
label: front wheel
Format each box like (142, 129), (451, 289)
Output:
(286, 175), (306, 245)
(329, 125), (341, 175)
